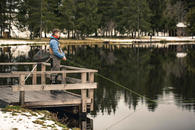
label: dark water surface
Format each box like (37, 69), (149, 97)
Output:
(0, 43), (195, 130)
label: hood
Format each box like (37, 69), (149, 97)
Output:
(50, 35), (59, 41)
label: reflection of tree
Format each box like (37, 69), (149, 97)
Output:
(65, 45), (179, 114)
(1, 44), (195, 115)
(169, 49), (195, 111)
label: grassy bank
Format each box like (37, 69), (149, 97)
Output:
(0, 37), (194, 46)
(0, 105), (77, 130)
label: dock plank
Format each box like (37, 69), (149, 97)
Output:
(0, 86), (83, 108)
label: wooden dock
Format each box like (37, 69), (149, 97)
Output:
(0, 62), (98, 113)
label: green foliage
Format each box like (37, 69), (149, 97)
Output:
(74, 0), (100, 38)
(0, 0), (9, 36)
(148, 0), (167, 33)
(0, 0), (194, 38)
(186, 6), (195, 35)
(59, 0), (76, 38)
(115, 0), (151, 36)
(0, 0), (19, 37)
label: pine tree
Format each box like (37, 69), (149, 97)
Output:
(186, 2), (195, 35)
(74, 0), (100, 39)
(42, 0), (59, 38)
(59, 0), (76, 38)
(114, 0), (151, 37)
(0, 0), (9, 37)
(148, 0), (167, 35)
(97, 0), (116, 37)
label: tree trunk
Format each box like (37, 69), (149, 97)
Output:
(68, 30), (70, 39)
(44, 28), (47, 38)
(0, 26), (2, 38)
(134, 31), (136, 38)
(95, 30), (98, 37)
(114, 30), (117, 37)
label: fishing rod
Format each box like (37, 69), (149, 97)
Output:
(24, 57), (51, 81)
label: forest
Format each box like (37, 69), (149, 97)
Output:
(0, 0), (194, 39)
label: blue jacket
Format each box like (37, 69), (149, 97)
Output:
(49, 36), (65, 59)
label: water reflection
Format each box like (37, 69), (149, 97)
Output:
(63, 44), (195, 113)
(1, 43), (195, 129)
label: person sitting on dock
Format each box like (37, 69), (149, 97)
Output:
(49, 28), (66, 84)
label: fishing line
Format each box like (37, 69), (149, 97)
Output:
(66, 59), (195, 129)
(105, 108), (143, 130)
(66, 59), (158, 104)
(66, 59), (195, 104)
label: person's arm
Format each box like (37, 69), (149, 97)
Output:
(50, 40), (65, 59)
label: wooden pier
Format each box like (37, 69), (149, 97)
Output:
(0, 62), (98, 113)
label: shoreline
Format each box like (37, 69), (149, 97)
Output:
(0, 36), (194, 46)
(0, 105), (69, 130)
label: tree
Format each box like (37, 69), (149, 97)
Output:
(74, 0), (100, 39)
(16, 0), (41, 39)
(148, 0), (167, 35)
(186, 7), (195, 36)
(97, 0), (116, 37)
(59, 0), (76, 39)
(114, 0), (151, 38)
(0, 0), (8, 37)
(42, 0), (60, 38)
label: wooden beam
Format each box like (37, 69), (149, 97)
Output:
(32, 64), (37, 85)
(12, 83), (97, 92)
(42, 62), (97, 72)
(62, 72), (66, 84)
(0, 73), (20, 78)
(24, 100), (81, 107)
(0, 62), (37, 65)
(82, 121), (87, 130)
(11, 69), (98, 75)
(81, 72), (87, 113)
(42, 62), (86, 70)
(66, 77), (81, 83)
(41, 64), (46, 84)
(19, 75), (25, 106)
(88, 72), (95, 111)
(22, 98), (92, 108)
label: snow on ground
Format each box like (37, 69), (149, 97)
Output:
(0, 108), (67, 130)
(0, 36), (194, 46)
(0, 40), (46, 45)
(152, 36), (195, 41)
(89, 36), (195, 43)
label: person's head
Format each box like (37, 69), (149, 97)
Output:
(52, 28), (61, 38)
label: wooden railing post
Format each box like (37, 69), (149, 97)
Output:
(81, 72), (87, 113)
(88, 72), (94, 111)
(41, 63), (46, 84)
(32, 64), (37, 85)
(62, 70), (66, 84)
(19, 74), (25, 106)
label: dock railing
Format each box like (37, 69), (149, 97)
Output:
(0, 62), (98, 112)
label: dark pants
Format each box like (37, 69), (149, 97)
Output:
(50, 55), (61, 83)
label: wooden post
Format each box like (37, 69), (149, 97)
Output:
(81, 72), (87, 113)
(88, 72), (94, 111)
(82, 121), (87, 130)
(19, 74), (25, 106)
(41, 63), (46, 84)
(62, 72), (66, 84)
(32, 64), (37, 85)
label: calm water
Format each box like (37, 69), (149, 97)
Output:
(0, 43), (195, 130)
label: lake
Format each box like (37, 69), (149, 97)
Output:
(0, 43), (195, 130)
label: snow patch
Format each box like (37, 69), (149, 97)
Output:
(0, 40), (46, 45)
(0, 110), (66, 130)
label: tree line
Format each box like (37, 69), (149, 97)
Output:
(0, 0), (194, 39)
